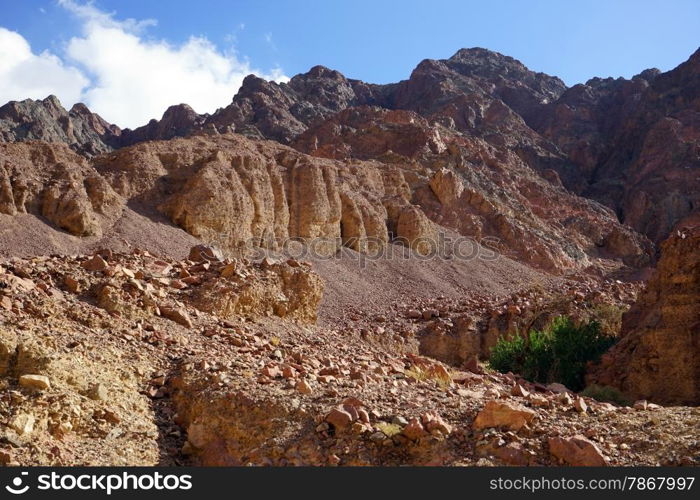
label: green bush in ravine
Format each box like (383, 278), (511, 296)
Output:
(488, 316), (616, 391)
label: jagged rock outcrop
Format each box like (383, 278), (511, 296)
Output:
(588, 225), (700, 404)
(293, 106), (447, 160)
(0, 142), (123, 236)
(92, 134), (427, 259)
(0, 96), (121, 156)
(293, 106), (652, 271)
(206, 67), (389, 144)
(533, 48), (700, 243)
(190, 257), (324, 323)
(119, 104), (208, 147)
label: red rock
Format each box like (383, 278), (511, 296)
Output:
(402, 417), (427, 440)
(170, 279), (187, 289)
(281, 365), (297, 379)
(342, 397), (364, 408)
(159, 304), (193, 328)
(261, 366), (282, 378)
(357, 409), (370, 424)
(473, 401), (536, 431)
(406, 309), (421, 319)
(511, 384), (529, 397)
(295, 380), (312, 394)
(326, 408), (353, 429)
(422, 309), (439, 320)
(484, 441), (533, 466)
(64, 275), (80, 293)
(464, 356), (484, 374)
(548, 435), (608, 466)
(421, 411), (452, 435)
(81, 255), (108, 272)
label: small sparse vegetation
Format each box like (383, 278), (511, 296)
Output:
(375, 422), (402, 437)
(580, 384), (631, 406)
(489, 316), (616, 391)
(590, 303), (627, 335)
(404, 365), (452, 390)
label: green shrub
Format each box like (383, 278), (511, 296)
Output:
(590, 303), (626, 335)
(488, 316), (615, 391)
(580, 384), (631, 406)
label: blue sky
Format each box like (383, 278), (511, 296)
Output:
(1, 0), (698, 127)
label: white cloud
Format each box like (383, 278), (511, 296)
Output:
(60, 0), (287, 128)
(0, 27), (88, 106)
(0, 0), (288, 129)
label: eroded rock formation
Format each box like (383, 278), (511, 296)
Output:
(588, 225), (700, 404)
(0, 142), (122, 236)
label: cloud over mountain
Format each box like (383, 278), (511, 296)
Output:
(0, 0), (287, 129)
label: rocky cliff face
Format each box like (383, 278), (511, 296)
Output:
(0, 130), (650, 274)
(533, 49), (700, 243)
(89, 132), (648, 273)
(0, 96), (121, 156)
(2, 48), (697, 249)
(294, 106), (652, 271)
(0, 141), (122, 236)
(1, 46), (699, 468)
(588, 225), (700, 404)
(205, 66), (390, 143)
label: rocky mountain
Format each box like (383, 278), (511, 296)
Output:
(0, 131), (650, 275)
(0, 96), (121, 156)
(0, 46), (699, 467)
(3, 47), (697, 248)
(292, 105), (651, 271)
(533, 48), (700, 243)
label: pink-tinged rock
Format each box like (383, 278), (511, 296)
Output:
(326, 408), (353, 429)
(421, 411), (452, 435)
(511, 384), (529, 397)
(473, 400), (536, 431)
(548, 435), (608, 466)
(261, 365), (282, 378)
(81, 255), (108, 272)
(402, 417), (427, 440)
